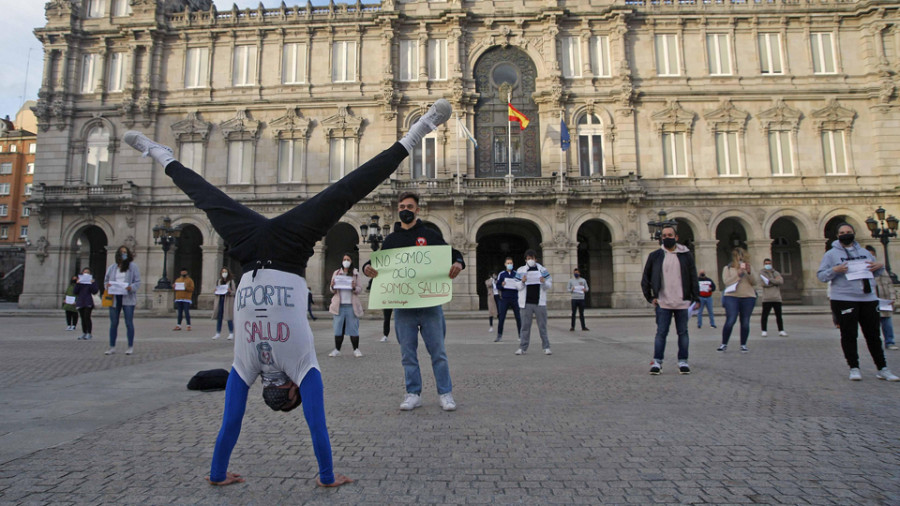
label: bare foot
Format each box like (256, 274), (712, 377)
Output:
(316, 473), (353, 488)
(206, 472), (244, 486)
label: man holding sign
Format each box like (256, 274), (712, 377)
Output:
(514, 250), (553, 356)
(364, 192), (465, 412)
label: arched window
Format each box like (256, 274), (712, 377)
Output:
(577, 113), (603, 177)
(84, 126), (110, 185)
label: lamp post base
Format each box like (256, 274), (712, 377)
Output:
(155, 277), (172, 290)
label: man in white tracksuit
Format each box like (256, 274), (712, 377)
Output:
(515, 249), (553, 356)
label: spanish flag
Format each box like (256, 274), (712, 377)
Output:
(508, 103), (530, 130)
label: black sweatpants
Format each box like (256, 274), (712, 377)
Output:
(831, 300), (886, 370)
(383, 308), (393, 337)
(65, 310), (79, 326)
(78, 307), (93, 334)
(570, 299), (586, 329)
(760, 301), (783, 332)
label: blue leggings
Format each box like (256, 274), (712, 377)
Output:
(209, 367), (333, 484)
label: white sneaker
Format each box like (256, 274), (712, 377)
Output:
(123, 130), (174, 160)
(227, 333), (234, 340)
(380, 335), (389, 342)
(544, 348), (552, 356)
(328, 349), (341, 357)
(760, 331), (768, 337)
(779, 331), (788, 337)
(104, 347), (116, 355)
(400, 393), (422, 411)
(353, 349), (363, 358)
(489, 327), (494, 333)
(514, 348), (525, 355)
(420, 99), (453, 129)
(876, 368), (900, 382)
(849, 368), (862, 381)
(125, 347), (133, 355)
(212, 333), (220, 340)
(439, 393), (457, 411)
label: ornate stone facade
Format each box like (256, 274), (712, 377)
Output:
(20, 0), (900, 311)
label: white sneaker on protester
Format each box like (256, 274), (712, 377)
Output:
(849, 368), (862, 381)
(227, 333), (234, 340)
(439, 393), (457, 411)
(779, 330), (788, 337)
(328, 349), (341, 357)
(353, 349), (363, 358)
(105, 347), (116, 355)
(380, 335), (388, 342)
(419, 99), (453, 129)
(125, 347), (133, 355)
(514, 348), (525, 355)
(123, 130), (174, 161)
(489, 327), (494, 333)
(544, 348), (552, 356)
(212, 333), (220, 340)
(400, 393), (422, 411)
(760, 331), (768, 337)
(876, 368), (900, 381)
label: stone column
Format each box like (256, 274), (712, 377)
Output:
(308, 243), (327, 303)
(693, 240), (719, 278)
(457, 246), (477, 311)
(611, 241), (646, 309)
(356, 243), (373, 311)
(746, 239), (772, 274)
(799, 239), (827, 304)
(198, 244), (222, 310)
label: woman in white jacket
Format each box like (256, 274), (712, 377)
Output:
(515, 249), (553, 356)
(328, 253), (364, 357)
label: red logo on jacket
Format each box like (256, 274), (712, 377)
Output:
(416, 237), (427, 246)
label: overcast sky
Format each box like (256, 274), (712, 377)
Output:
(0, 0), (377, 125)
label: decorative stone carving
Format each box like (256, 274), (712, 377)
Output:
(704, 100), (750, 134)
(269, 107), (312, 139)
(34, 237), (50, 265)
(555, 198), (567, 223)
(122, 205), (136, 228)
(626, 230), (640, 260)
(504, 198), (515, 216)
(321, 106), (364, 139)
(123, 235), (137, 252)
(651, 100), (695, 134)
(699, 208), (712, 225)
(755, 208), (766, 224)
(453, 198), (465, 225)
(758, 100), (802, 134)
(172, 111), (213, 141)
(810, 99), (856, 133)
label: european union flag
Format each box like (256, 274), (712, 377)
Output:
(560, 119), (570, 152)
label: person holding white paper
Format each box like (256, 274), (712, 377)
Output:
(495, 257), (522, 343)
(866, 246), (897, 351)
(62, 275), (79, 331)
(328, 254), (363, 358)
(817, 223), (898, 381)
(104, 245), (141, 355)
(173, 268), (195, 331)
(73, 267), (100, 340)
(567, 268), (589, 332)
(759, 258), (787, 338)
(515, 250), (553, 356)
(211, 267), (235, 340)
(718, 248), (757, 353)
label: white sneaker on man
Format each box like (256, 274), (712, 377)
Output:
(123, 130), (175, 166)
(227, 333), (234, 340)
(353, 349), (363, 358)
(849, 368), (862, 381)
(212, 333), (220, 340)
(760, 331), (768, 337)
(400, 393), (422, 411)
(380, 335), (389, 342)
(489, 327), (494, 333)
(514, 348), (525, 355)
(876, 368), (900, 381)
(779, 330), (788, 337)
(439, 393), (457, 411)
(105, 347), (116, 355)
(328, 349), (341, 357)
(544, 348), (552, 356)
(125, 347), (133, 355)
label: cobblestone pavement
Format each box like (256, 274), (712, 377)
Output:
(0, 311), (898, 505)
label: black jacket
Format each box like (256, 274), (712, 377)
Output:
(365, 219), (465, 269)
(640, 247), (699, 304)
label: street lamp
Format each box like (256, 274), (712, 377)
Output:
(360, 215), (391, 252)
(866, 206), (899, 284)
(152, 216), (182, 289)
(647, 210), (678, 243)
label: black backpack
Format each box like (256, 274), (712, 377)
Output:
(187, 369), (230, 392)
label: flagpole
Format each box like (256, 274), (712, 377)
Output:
(455, 113), (461, 194)
(559, 116), (564, 192)
(507, 92), (512, 194)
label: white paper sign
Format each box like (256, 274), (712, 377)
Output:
(501, 278), (518, 289)
(65, 295), (76, 305)
(525, 271), (542, 285)
(845, 260), (874, 281)
(688, 301), (699, 318)
(879, 299), (894, 312)
(572, 285), (585, 293)
(760, 274), (770, 285)
(214, 284), (229, 295)
(78, 274), (93, 284)
(333, 275), (354, 290)
(107, 281), (128, 295)
(723, 282), (738, 294)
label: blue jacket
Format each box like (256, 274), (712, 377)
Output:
(496, 270), (519, 301)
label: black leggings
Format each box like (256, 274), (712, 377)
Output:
(78, 307), (93, 334)
(761, 302), (783, 331)
(65, 310), (78, 326)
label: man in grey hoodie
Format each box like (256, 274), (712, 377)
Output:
(817, 223), (899, 381)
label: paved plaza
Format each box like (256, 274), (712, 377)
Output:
(0, 309), (898, 505)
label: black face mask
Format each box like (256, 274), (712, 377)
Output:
(399, 209), (416, 225)
(838, 234), (855, 246)
(662, 237), (677, 249)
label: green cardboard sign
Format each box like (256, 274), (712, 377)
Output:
(368, 245), (453, 309)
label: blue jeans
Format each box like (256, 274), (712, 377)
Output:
(215, 295), (234, 333)
(697, 296), (715, 327)
(497, 298), (521, 339)
(395, 306), (452, 395)
(109, 295), (135, 347)
(882, 316), (895, 346)
(721, 296), (756, 346)
(175, 300), (191, 325)
(654, 306), (689, 362)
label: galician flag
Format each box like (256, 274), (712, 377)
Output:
(508, 103), (530, 130)
(456, 115), (478, 148)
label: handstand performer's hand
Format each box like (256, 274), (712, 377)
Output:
(317, 473), (353, 488)
(364, 265), (378, 278)
(206, 472), (244, 486)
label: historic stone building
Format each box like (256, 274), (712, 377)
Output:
(20, 0), (900, 311)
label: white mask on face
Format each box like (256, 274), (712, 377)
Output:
(221, 272), (228, 278)
(526, 259), (536, 268)
(342, 260), (351, 269)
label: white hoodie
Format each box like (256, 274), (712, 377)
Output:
(515, 262), (552, 308)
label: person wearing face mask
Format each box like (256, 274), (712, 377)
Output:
(363, 191), (465, 412)
(514, 250), (553, 356)
(62, 275), (79, 332)
(718, 247), (757, 353)
(759, 258), (787, 338)
(173, 267), (195, 331)
(696, 270), (716, 329)
(818, 224), (899, 381)
(865, 245), (897, 351)
(567, 268), (589, 332)
(73, 267), (100, 340)
(211, 267), (235, 340)
(104, 246), (141, 355)
(485, 273), (499, 333)
(329, 254), (364, 358)
(495, 257), (522, 343)
(641, 225), (699, 375)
